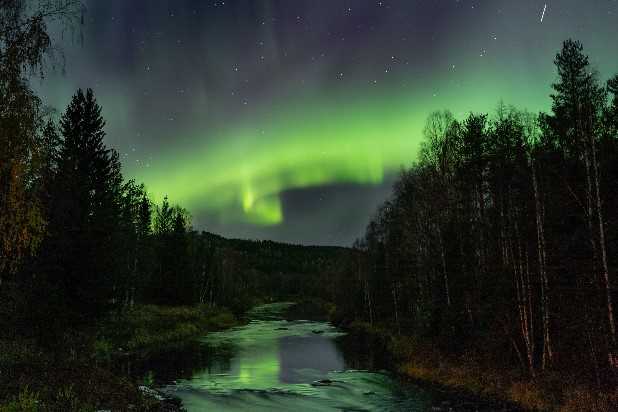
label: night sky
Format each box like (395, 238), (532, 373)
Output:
(36, 0), (618, 246)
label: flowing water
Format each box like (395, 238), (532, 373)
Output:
(143, 303), (517, 411)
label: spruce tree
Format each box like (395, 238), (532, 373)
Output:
(46, 88), (122, 322)
(135, 191), (153, 304)
(544, 39), (615, 369)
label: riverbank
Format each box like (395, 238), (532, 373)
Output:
(342, 321), (617, 412)
(95, 304), (237, 359)
(0, 304), (238, 411)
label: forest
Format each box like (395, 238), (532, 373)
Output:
(1, 1), (617, 411)
(326, 39), (618, 399)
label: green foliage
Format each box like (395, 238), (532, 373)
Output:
(143, 371), (155, 387)
(0, 339), (46, 378)
(0, 44), (47, 278)
(0, 388), (39, 412)
(93, 339), (113, 363)
(96, 305), (237, 356)
(54, 385), (82, 411)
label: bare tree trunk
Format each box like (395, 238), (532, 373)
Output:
(532, 161), (553, 369)
(478, 181), (487, 272)
(583, 139), (617, 370)
(392, 281), (401, 335)
(131, 250), (138, 307)
(506, 323), (527, 375)
(199, 264), (208, 304)
(590, 135), (617, 366)
(475, 182), (485, 323)
(500, 203), (509, 267)
(437, 226), (451, 307)
(513, 215), (535, 377)
(587, 320), (602, 388)
(365, 277), (374, 325)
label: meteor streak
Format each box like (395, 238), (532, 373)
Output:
(541, 4), (547, 22)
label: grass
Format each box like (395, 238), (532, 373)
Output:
(394, 337), (612, 411)
(0, 388), (39, 412)
(95, 304), (237, 358)
(0, 304), (237, 411)
(343, 321), (616, 412)
(558, 387), (618, 412)
(0, 346), (158, 411)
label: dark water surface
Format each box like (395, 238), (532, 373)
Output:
(145, 303), (515, 411)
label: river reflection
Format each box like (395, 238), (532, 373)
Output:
(159, 304), (516, 412)
(157, 303), (437, 411)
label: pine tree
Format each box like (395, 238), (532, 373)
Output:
(135, 191), (153, 304)
(171, 207), (190, 304)
(607, 75), (618, 132)
(45, 88), (122, 322)
(154, 196), (173, 235)
(542, 39), (614, 369)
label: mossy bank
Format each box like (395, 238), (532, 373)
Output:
(0, 305), (237, 411)
(341, 321), (617, 412)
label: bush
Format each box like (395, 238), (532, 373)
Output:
(0, 388), (39, 412)
(93, 339), (113, 362)
(96, 304), (237, 355)
(507, 381), (550, 411)
(560, 387), (618, 412)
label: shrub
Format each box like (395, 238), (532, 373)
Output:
(0, 388), (39, 412)
(560, 387), (618, 412)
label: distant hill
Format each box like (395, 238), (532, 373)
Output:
(192, 231), (356, 311)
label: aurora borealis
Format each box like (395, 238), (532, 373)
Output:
(36, 0), (618, 245)
(134, 91), (426, 226)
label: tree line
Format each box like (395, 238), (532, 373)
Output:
(2, 84), (347, 336)
(0, 1), (347, 347)
(327, 39), (618, 387)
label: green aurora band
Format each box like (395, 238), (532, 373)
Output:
(133, 74), (553, 226)
(35, 1), (618, 237)
(135, 93), (424, 225)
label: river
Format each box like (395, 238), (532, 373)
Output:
(141, 303), (518, 411)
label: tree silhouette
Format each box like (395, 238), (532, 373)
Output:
(326, 39), (618, 386)
(45, 88), (123, 322)
(545, 39), (616, 369)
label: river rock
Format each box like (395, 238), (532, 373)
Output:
(310, 379), (334, 386)
(138, 386), (183, 411)
(139, 385), (165, 401)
